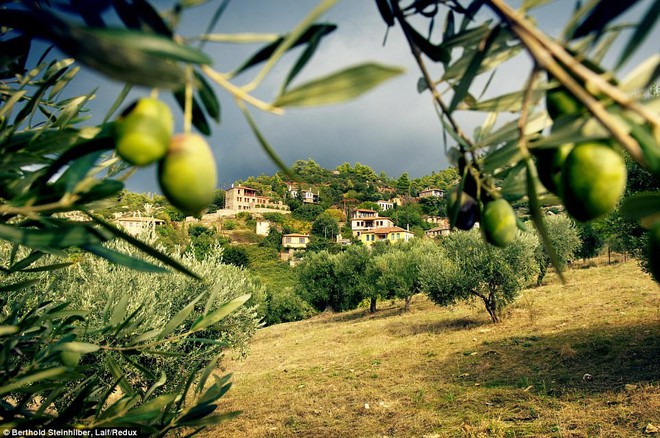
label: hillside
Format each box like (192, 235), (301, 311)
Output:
(204, 260), (659, 437)
(236, 160), (459, 208)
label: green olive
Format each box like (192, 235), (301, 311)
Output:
(560, 142), (627, 222)
(481, 198), (517, 248)
(158, 134), (217, 217)
(114, 97), (173, 166)
(59, 350), (81, 367)
(546, 86), (583, 120)
(534, 143), (574, 196)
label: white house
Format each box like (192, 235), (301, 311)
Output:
(377, 200), (394, 211)
(419, 188), (445, 198)
(116, 216), (165, 236)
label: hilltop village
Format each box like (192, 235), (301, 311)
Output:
(95, 160), (461, 261)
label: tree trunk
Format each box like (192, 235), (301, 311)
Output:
(478, 293), (500, 323)
(369, 297), (377, 313)
(404, 295), (412, 312)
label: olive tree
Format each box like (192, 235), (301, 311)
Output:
(297, 246), (380, 313)
(534, 214), (580, 285)
(374, 240), (437, 312)
(421, 229), (538, 323)
(575, 221), (605, 262)
(0, 0), (403, 433)
(311, 212), (340, 241)
(296, 250), (342, 312)
(375, 0), (659, 282)
(334, 245), (378, 312)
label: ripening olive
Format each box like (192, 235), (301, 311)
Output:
(448, 188), (479, 231)
(114, 97), (173, 166)
(560, 142), (627, 222)
(481, 198), (517, 248)
(158, 134), (217, 218)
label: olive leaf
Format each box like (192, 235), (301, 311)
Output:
(273, 63), (404, 107)
(233, 24), (337, 76)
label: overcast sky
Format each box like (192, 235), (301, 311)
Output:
(64, 0), (658, 193)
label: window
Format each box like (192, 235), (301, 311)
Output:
(298, 237), (305, 244)
(286, 237), (292, 243)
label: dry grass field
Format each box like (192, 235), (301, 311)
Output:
(205, 259), (659, 437)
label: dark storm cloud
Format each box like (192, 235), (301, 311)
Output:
(107, 0), (658, 193)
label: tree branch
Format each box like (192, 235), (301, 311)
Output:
(486, 0), (649, 166)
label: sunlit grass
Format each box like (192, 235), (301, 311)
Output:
(204, 258), (659, 437)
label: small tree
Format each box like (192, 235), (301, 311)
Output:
(296, 251), (341, 312)
(260, 228), (284, 251)
(292, 204), (325, 221)
(534, 215), (580, 285)
(421, 230), (538, 323)
(575, 221), (605, 262)
(222, 246), (250, 268)
(397, 172), (412, 196)
(311, 212), (339, 241)
(334, 245), (376, 312)
(374, 241), (431, 311)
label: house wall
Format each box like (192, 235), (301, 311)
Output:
(282, 235), (309, 249)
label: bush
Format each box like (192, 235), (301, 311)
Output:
(263, 212), (286, 223)
(291, 204), (324, 221)
(237, 212), (253, 221)
(223, 219), (237, 230)
(223, 245), (250, 268)
(265, 288), (316, 325)
(0, 239), (264, 429)
(188, 224), (220, 260)
(6, 241), (265, 378)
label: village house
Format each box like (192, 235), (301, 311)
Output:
(286, 183), (320, 204)
(425, 216), (449, 226)
(419, 188), (445, 198)
(282, 233), (310, 250)
(425, 226), (450, 239)
(225, 185), (288, 211)
(350, 209), (395, 238)
(376, 200), (394, 211)
(359, 226), (414, 246)
(115, 216), (165, 236)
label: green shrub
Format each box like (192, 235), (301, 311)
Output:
(0, 239), (261, 430)
(265, 288), (316, 325)
(236, 212), (253, 221)
(263, 212), (286, 223)
(5, 240), (265, 391)
(291, 204), (324, 221)
(223, 246), (251, 268)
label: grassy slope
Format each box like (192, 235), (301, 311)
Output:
(206, 260), (659, 437)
